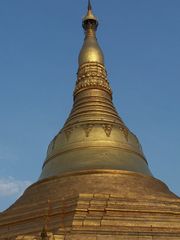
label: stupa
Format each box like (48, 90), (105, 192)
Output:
(0, 1), (180, 239)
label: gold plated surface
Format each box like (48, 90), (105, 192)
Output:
(0, 170), (180, 239)
(0, 1), (180, 239)
(79, 0), (104, 66)
(39, 2), (152, 179)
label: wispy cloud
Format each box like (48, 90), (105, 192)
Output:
(0, 177), (31, 197)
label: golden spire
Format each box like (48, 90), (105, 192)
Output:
(39, 1), (152, 180)
(88, 0), (92, 11)
(78, 0), (104, 66)
(83, 0), (98, 26)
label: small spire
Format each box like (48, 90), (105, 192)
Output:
(88, 0), (92, 11)
(79, 0), (103, 66)
(83, 0), (98, 31)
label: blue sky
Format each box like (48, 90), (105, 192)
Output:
(0, 0), (179, 211)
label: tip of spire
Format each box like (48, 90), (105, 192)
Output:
(88, 0), (92, 11)
(82, 0), (98, 31)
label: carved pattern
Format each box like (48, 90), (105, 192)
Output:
(82, 124), (94, 137)
(63, 123), (128, 141)
(102, 124), (113, 137)
(74, 63), (112, 95)
(119, 126), (129, 141)
(64, 127), (73, 141)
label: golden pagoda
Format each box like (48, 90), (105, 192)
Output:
(0, 1), (180, 239)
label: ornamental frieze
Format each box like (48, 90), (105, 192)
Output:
(102, 124), (113, 137)
(119, 126), (129, 141)
(82, 123), (94, 137)
(62, 122), (128, 139)
(74, 62), (112, 95)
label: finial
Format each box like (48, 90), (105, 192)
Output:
(78, 0), (104, 66)
(83, 0), (98, 31)
(88, 0), (92, 11)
